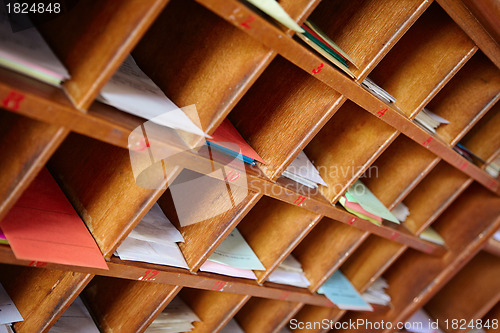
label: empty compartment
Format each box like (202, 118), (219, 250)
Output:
(427, 52), (500, 145)
(180, 288), (249, 333)
(425, 251), (500, 332)
(369, 2), (476, 117)
(236, 298), (302, 333)
(362, 135), (439, 209)
(228, 56), (343, 180)
(459, 102), (500, 162)
(403, 161), (471, 235)
(83, 276), (181, 333)
(304, 100), (397, 203)
(292, 217), (369, 291)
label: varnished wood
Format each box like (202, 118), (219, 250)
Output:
(425, 251), (500, 332)
(0, 264), (92, 333)
(39, 0), (170, 109)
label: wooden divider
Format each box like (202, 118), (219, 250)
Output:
(0, 111), (68, 221)
(425, 251), (500, 332)
(338, 183), (500, 333)
(38, 0), (170, 109)
(369, 2), (477, 118)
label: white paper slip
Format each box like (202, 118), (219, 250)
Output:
(494, 230), (500, 242)
(283, 151), (327, 188)
(100, 55), (206, 137)
(391, 202), (410, 223)
(245, 0), (304, 33)
(128, 203), (184, 244)
(0, 283), (23, 325)
(267, 269), (310, 288)
(116, 237), (189, 269)
(207, 228), (265, 270)
(0, 7), (69, 86)
(279, 255), (304, 273)
(147, 297), (199, 333)
(361, 278), (390, 306)
(0, 325), (13, 333)
(220, 319), (245, 333)
(49, 297), (99, 333)
(200, 260), (257, 280)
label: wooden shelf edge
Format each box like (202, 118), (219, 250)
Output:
(0, 246), (333, 307)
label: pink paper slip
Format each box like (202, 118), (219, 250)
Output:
(0, 168), (108, 270)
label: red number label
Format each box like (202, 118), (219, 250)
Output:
(279, 291), (290, 300)
(212, 280), (227, 291)
(348, 217), (356, 225)
(312, 63), (324, 74)
(294, 195), (305, 205)
(224, 170), (240, 182)
(325, 300), (335, 307)
(488, 179), (498, 190)
(29, 261), (47, 267)
(376, 108), (387, 118)
(2, 91), (25, 111)
(390, 232), (399, 241)
(241, 16), (255, 29)
(139, 270), (159, 281)
(459, 161), (468, 171)
(422, 137), (433, 148)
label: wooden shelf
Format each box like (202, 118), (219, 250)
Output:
(0, 0), (499, 332)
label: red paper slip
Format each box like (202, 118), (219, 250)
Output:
(0, 168), (108, 270)
(208, 119), (264, 163)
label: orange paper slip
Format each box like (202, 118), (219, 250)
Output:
(0, 168), (108, 270)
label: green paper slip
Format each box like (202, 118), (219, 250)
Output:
(301, 30), (348, 67)
(339, 196), (381, 226)
(347, 180), (399, 224)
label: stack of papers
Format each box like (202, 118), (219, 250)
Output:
(147, 297), (200, 333)
(405, 309), (443, 333)
(318, 270), (373, 311)
(297, 20), (357, 78)
(207, 119), (264, 166)
(419, 227), (445, 246)
(200, 228), (265, 280)
(220, 319), (245, 333)
(243, 0), (303, 33)
(339, 180), (400, 226)
(116, 203), (189, 269)
(0, 168), (108, 269)
(267, 255), (310, 288)
(0, 7), (70, 86)
(49, 297), (99, 333)
(0, 283), (23, 329)
(392, 202), (410, 223)
(362, 78), (396, 104)
(414, 108), (449, 134)
(100, 56), (206, 137)
(282, 151), (327, 188)
(361, 278), (391, 306)
(453, 143), (486, 167)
